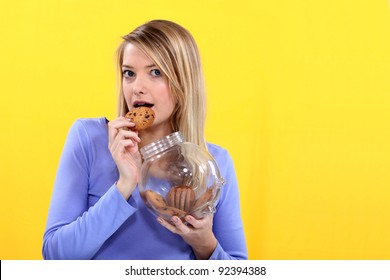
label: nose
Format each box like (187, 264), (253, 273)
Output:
(132, 75), (147, 95)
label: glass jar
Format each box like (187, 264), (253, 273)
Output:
(139, 132), (225, 222)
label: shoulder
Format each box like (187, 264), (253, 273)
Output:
(206, 142), (234, 171)
(73, 117), (108, 131)
(70, 117), (108, 138)
(66, 117), (108, 148)
(207, 142), (232, 159)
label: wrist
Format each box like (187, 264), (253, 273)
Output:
(192, 236), (218, 260)
(116, 178), (137, 200)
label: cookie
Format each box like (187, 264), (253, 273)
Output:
(155, 206), (187, 219)
(190, 188), (214, 212)
(125, 107), (155, 131)
(166, 186), (195, 212)
(144, 190), (167, 209)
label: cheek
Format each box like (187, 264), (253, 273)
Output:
(122, 81), (131, 95)
(167, 95), (176, 112)
(160, 87), (176, 111)
(164, 97), (177, 119)
(122, 82), (133, 101)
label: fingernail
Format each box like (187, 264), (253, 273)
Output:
(172, 216), (180, 223)
(185, 215), (193, 222)
(157, 217), (164, 224)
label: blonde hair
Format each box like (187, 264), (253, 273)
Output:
(116, 20), (207, 150)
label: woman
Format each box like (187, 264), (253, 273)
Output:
(42, 19), (247, 260)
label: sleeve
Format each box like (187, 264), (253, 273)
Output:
(208, 149), (248, 260)
(42, 120), (136, 260)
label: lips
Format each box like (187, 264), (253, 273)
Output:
(133, 101), (154, 108)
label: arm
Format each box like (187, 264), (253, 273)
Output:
(209, 149), (248, 260)
(42, 120), (136, 259)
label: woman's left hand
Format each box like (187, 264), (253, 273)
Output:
(157, 214), (217, 260)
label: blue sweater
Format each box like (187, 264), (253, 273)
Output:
(42, 118), (247, 260)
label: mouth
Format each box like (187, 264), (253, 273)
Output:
(133, 101), (154, 108)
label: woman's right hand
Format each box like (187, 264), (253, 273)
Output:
(108, 116), (142, 200)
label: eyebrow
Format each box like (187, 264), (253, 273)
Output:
(122, 64), (157, 69)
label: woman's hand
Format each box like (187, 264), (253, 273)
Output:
(108, 116), (142, 200)
(157, 214), (218, 259)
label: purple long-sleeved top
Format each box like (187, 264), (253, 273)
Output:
(42, 118), (247, 260)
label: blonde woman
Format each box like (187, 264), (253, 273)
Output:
(43, 20), (247, 260)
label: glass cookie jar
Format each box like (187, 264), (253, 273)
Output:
(139, 132), (225, 222)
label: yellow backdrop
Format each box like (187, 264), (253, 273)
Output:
(1, 0), (390, 260)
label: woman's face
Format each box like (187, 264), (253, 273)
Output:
(122, 43), (176, 134)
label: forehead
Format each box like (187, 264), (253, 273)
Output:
(122, 43), (154, 66)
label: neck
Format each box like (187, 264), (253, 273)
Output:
(138, 123), (174, 149)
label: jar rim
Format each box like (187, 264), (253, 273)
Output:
(140, 131), (184, 161)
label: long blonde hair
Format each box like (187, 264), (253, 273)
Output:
(116, 20), (207, 150)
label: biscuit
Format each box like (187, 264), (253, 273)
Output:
(125, 107), (155, 131)
(144, 190), (167, 209)
(166, 186), (195, 212)
(155, 206), (187, 219)
(190, 188), (214, 212)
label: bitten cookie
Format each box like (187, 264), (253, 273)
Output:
(166, 186), (195, 212)
(125, 107), (155, 131)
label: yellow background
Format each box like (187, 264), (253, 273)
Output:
(1, 0), (390, 260)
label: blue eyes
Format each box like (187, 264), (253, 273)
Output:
(151, 69), (161, 76)
(122, 69), (162, 78)
(123, 70), (135, 77)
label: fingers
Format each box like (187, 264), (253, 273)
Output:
(108, 117), (139, 147)
(158, 214), (216, 258)
(110, 130), (140, 153)
(172, 216), (192, 234)
(157, 217), (187, 234)
(157, 216), (190, 235)
(110, 139), (137, 159)
(108, 117), (141, 156)
(108, 117), (142, 182)
(157, 214), (212, 235)
(184, 215), (202, 228)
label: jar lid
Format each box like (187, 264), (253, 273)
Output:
(140, 131), (184, 161)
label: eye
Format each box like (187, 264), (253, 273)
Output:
(151, 69), (161, 76)
(123, 69), (135, 78)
